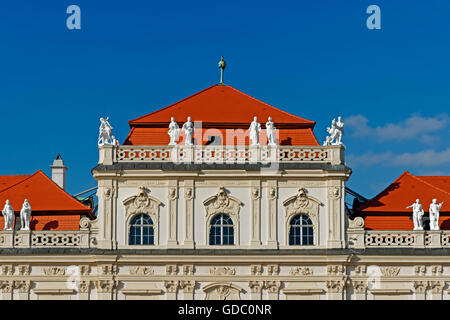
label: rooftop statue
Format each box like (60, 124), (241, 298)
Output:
(168, 117), (180, 146)
(323, 116), (344, 146)
(266, 117), (277, 146)
(182, 116), (194, 146)
(20, 199), (32, 231)
(429, 198), (444, 231)
(406, 199), (424, 230)
(2, 200), (14, 231)
(98, 117), (115, 146)
(249, 116), (261, 146)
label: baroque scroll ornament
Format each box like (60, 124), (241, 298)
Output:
(203, 187), (242, 218)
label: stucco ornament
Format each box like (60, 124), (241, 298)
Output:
(429, 198), (444, 231)
(182, 116), (194, 146)
(203, 283), (242, 300)
(265, 117), (277, 146)
(2, 200), (14, 231)
(98, 117), (115, 146)
(203, 187), (242, 220)
(249, 116), (261, 146)
(168, 117), (180, 146)
(20, 199), (32, 231)
(323, 116), (344, 146)
(123, 186), (162, 219)
(406, 199), (424, 230)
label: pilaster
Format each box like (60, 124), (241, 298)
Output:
(327, 184), (344, 249)
(250, 184), (261, 247)
(167, 181), (179, 248)
(266, 182), (278, 249)
(183, 181), (195, 248)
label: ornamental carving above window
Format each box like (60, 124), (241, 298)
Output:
(203, 187), (242, 220)
(123, 186), (162, 218)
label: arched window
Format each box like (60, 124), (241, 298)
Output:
(289, 214), (313, 245)
(209, 214), (234, 245)
(129, 214), (154, 245)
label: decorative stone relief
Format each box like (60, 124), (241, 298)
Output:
(43, 267), (66, 276)
(164, 280), (180, 293)
(413, 281), (428, 294)
(203, 283), (242, 300)
(203, 187), (242, 220)
(327, 265), (344, 276)
(130, 266), (154, 276)
(0, 280), (13, 293)
(78, 280), (91, 293)
(79, 265), (91, 276)
(414, 265), (426, 276)
(267, 265), (279, 276)
(348, 217), (364, 229)
(248, 281), (264, 294)
(14, 280), (31, 293)
(353, 280), (367, 294)
(210, 267), (236, 276)
(328, 187), (341, 200)
(180, 280), (196, 293)
(429, 281), (444, 294)
(95, 280), (116, 293)
(123, 186), (162, 219)
(326, 280), (345, 293)
(250, 265), (262, 276)
(264, 281), (281, 293)
(1, 265), (13, 276)
(283, 187), (322, 245)
(183, 265), (194, 276)
(354, 265), (366, 276)
(100, 265), (118, 276)
(431, 265), (443, 276)
(103, 187), (115, 200)
(380, 266), (400, 277)
(17, 265), (30, 276)
(290, 267), (313, 276)
(166, 265), (178, 276)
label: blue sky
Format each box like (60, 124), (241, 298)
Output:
(0, 1), (449, 198)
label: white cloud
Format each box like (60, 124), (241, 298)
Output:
(348, 148), (450, 168)
(346, 113), (449, 144)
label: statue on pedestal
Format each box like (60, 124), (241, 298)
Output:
(406, 199), (424, 230)
(2, 200), (14, 231)
(182, 116), (194, 146)
(429, 198), (444, 231)
(168, 117), (180, 146)
(266, 117), (277, 146)
(98, 117), (115, 146)
(249, 116), (261, 146)
(20, 199), (32, 231)
(323, 116), (344, 146)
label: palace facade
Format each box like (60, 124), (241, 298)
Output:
(0, 79), (449, 300)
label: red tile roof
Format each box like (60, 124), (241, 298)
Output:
(358, 171), (450, 230)
(0, 170), (92, 214)
(125, 84), (319, 146)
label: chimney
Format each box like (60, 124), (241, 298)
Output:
(51, 154), (67, 190)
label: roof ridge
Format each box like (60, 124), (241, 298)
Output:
(33, 170), (92, 211)
(357, 171), (410, 211)
(226, 86), (315, 125)
(0, 172), (37, 194)
(129, 84), (218, 124)
(409, 174), (450, 197)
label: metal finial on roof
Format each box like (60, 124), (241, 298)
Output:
(218, 56), (226, 85)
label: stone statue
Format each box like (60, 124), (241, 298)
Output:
(406, 199), (424, 230)
(429, 198), (444, 231)
(20, 199), (32, 231)
(98, 117), (115, 146)
(182, 116), (194, 146)
(168, 117), (180, 146)
(266, 117), (277, 146)
(323, 116), (344, 146)
(2, 200), (14, 231)
(249, 116), (261, 146)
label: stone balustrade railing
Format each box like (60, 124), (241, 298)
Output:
(348, 226), (450, 249)
(98, 145), (345, 165)
(0, 230), (93, 249)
